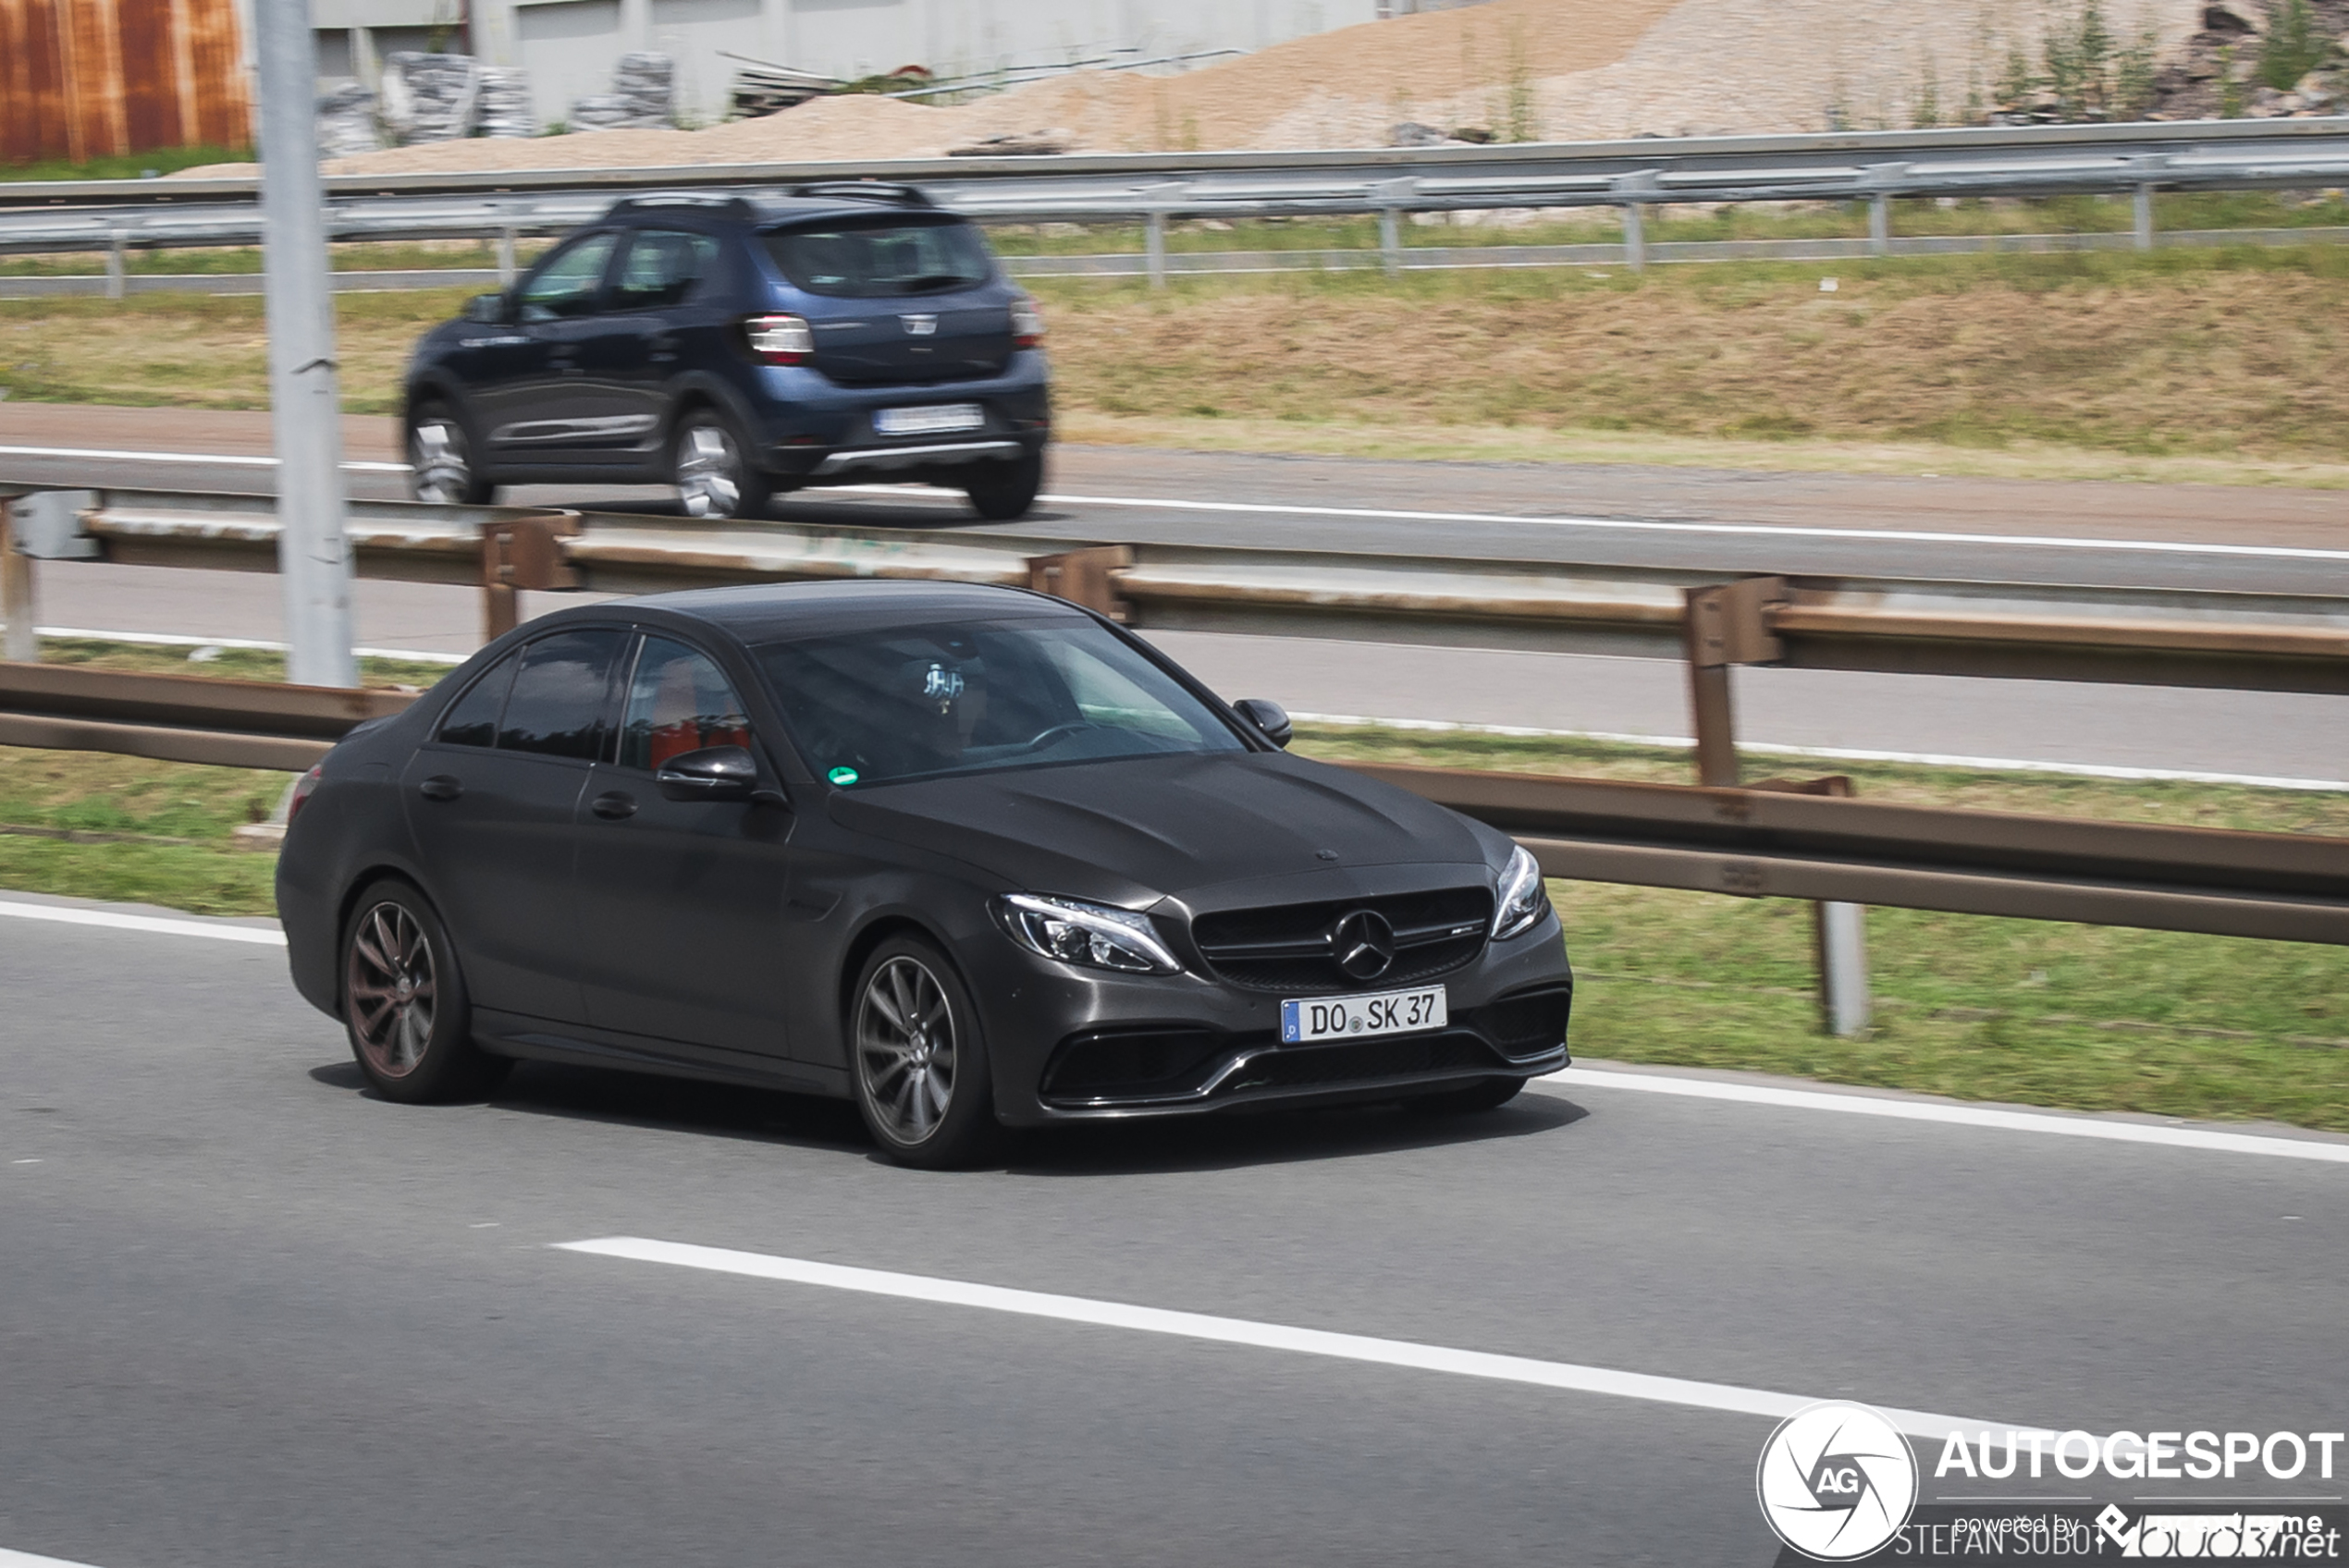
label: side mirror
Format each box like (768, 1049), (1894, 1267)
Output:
(1234, 698), (1291, 749)
(656, 744), (758, 802)
(462, 292), (509, 324)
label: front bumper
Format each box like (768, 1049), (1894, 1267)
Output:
(968, 914), (1574, 1127)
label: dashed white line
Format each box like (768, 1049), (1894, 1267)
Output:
(0, 900), (285, 947)
(553, 1234), (2037, 1443)
(1551, 1068), (2349, 1166)
(0, 1548), (108, 1568)
(3, 443), (2343, 562)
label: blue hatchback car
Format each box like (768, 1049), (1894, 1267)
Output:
(400, 185), (1051, 521)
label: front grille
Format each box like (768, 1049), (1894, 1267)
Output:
(1470, 985), (1574, 1059)
(1190, 886), (1493, 995)
(1221, 1033), (1499, 1094)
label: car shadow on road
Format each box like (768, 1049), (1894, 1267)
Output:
(308, 1059), (1588, 1173)
(1002, 1094), (1589, 1178)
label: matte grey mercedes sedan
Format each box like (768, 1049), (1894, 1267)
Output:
(277, 581), (1572, 1166)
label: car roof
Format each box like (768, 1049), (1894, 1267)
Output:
(600, 195), (963, 231)
(560, 579), (1088, 643)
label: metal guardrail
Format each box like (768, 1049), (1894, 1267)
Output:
(2, 119), (2344, 280)
(20, 490), (2349, 699)
(2, 662), (2339, 949)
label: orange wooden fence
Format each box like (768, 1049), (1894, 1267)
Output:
(0, 0), (250, 167)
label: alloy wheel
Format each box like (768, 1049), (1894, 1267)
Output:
(409, 418), (474, 505)
(676, 423), (744, 518)
(347, 901), (437, 1080)
(855, 956), (956, 1144)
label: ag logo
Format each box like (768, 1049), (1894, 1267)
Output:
(1755, 1402), (1918, 1561)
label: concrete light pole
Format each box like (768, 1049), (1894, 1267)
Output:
(254, 0), (358, 688)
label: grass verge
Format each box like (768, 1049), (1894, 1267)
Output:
(2, 666), (2343, 1131)
(6, 246), (2349, 481)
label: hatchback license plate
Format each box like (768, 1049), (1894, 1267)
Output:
(1281, 986), (1447, 1045)
(875, 403), (984, 437)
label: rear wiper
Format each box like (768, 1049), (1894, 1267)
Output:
(895, 275), (973, 293)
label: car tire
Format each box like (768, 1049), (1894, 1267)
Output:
(673, 408), (772, 521)
(849, 935), (1001, 1170)
(407, 402), (496, 506)
(1407, 1075), (1526, 1115)
(341, 879), (509, 1104)
(962, 447), (1044, 521)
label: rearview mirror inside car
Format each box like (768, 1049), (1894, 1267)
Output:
(461, 292), (509, 324)
(1234, 698), (1292, 749)
(656, 745), (759, 802)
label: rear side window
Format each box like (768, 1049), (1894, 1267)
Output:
(614, 230), (719, 309)
(763, 219), (992, 298)
(497, 630), (625, 760)
(436, 655), (515, 748)
(619, 636), (752, 770)
(519, 232), (618, 321)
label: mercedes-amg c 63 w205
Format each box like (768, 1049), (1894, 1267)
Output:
(277, 582), (1572, 1166)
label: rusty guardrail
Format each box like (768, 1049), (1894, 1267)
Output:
(1, 662), (2339, 950)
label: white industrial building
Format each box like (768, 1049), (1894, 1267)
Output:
(298, 0), (1483, 137)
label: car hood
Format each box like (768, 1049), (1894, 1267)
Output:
(824, 750), (1498, 906)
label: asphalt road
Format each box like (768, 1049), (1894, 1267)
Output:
(6, 408), (2349, 781)
(4, 896), (2346, 1568)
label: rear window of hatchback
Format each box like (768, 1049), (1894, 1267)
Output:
(762, 217), (995, 298)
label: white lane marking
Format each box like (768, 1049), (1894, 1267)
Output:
(0, 444), (408, 473)
(0, 900), (285, 947)
(1551, 1068), (2349, 1166)
(554, 1235), (2035, 1443)
(39, 627), (469, 665)
(0, 1548), (109, 1568)
(3, 443), (2343, 563)
(1290, 712), (2349, 792)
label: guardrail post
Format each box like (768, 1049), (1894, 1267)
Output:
(479, 515), (577, 643)
(1863, 164), (1907, 259)
(1816, 896), (1872, 1035)
(1379, 207), (1402, 277)
(497, 226), (518, 286)
(105, 231), (128, 300)
(1027, 545), (1134, 621)
(1611, 172), (1659, 274)
(1, 501), (35, 663)
(2126, 155), (2167, 252)
(1681, 577), (1788, 787)
(1146, 211), (1167, 290)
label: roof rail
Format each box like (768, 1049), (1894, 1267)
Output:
(601, 193), (757, 220)
(784, 180), (934, 209)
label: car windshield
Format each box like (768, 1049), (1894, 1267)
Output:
(756, 618), (1248, 787)
(762, 219), (993, 298)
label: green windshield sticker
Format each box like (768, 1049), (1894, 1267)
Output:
(828, 766), (859, 786)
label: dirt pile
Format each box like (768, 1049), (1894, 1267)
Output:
(174, 0), (2220, 180)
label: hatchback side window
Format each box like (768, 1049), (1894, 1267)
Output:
(613, 230), (719, 311)
(518, 232), (619, 322)
(619, 636), (752, 771)
(435, 652), (518, 747)
(498, 630), (626, 760)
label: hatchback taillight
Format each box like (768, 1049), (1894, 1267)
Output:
(744, 312), (814, 364)
(287, 765), (323, 825)
(1010, 295), (1045, 349)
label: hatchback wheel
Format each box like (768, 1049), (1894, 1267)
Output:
(963, 447), (1043, 521)
(673, 410), (772, 521)
(408, 404), (495, 505)
(342, 880), (507, 1103)
(850, 937), (1000, 1169)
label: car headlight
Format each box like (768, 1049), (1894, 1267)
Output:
(992, 894), (1181, 974)
(1491, 845), (1551, 940)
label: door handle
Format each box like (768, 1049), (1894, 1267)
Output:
(590, 790), (637, 820)
(419, 775), (462, 802)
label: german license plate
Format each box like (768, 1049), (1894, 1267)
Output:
(875, 403), (984, 436)
(1281, 986), (1447, 1045)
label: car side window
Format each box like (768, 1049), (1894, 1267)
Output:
(613, 230), (719, 311)
(619, 636), (752, 771)
(435, 652), (518, 747)
(497, 630), (626, 760)
(518, 232), (619, 323)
